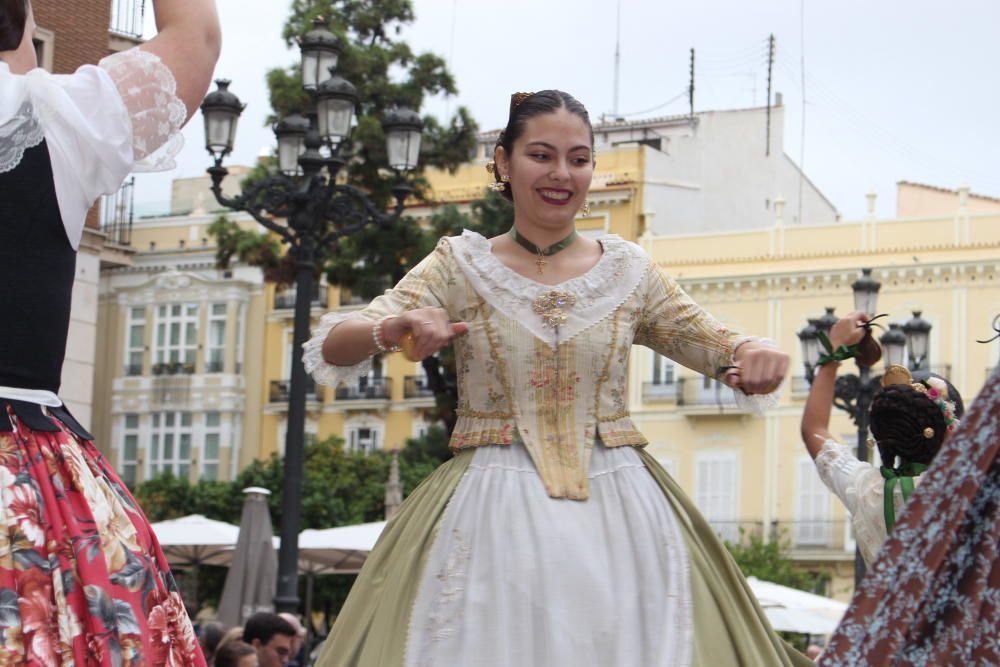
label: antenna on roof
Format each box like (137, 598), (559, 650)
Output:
(612, 0), (622, 117)
(688, 48), (695, 119)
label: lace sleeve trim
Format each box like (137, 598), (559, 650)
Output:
(99, 49), (186, 172)
(302, 310), (374, 388)
(0, 100), (44, 174)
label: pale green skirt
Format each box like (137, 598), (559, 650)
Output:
(315, 448), (810, 667)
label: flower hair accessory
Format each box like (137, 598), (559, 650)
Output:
(881, 364), (961, 433)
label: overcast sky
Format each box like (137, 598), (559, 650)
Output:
(135, 0), (1000, 222)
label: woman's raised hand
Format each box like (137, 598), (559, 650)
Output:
(383, 308), (468, 361)
(829, 311), (869, 349)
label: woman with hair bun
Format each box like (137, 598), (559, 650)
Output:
(1, 0), (220, 662)
(800, 311), (965, 566)
(308, 90), (807, 666)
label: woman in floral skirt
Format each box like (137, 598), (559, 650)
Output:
(0, 0), (220, 662)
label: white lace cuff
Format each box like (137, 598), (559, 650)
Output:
(732, 390), (780, 415)
(302, 311), (374, 388)
(99, 49), (186, 172)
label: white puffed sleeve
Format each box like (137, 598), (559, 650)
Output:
(97, 48), (186, 172)
(26, 63), (133, 249)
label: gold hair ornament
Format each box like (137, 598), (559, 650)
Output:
(510, 91), (534, 110)
(881, 364), (961, 433)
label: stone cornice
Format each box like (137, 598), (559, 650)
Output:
(675, 260), (1000, 302)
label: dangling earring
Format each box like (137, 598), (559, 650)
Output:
(488, 174), (509, 193)
(581, 200), (592, 216)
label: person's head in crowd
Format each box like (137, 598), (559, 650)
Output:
(0, 0), (37, 74)
(242, 612), (297, 667)
(199, 621), (226, 663)
(213, 639), (259, 667)
(278, 612), (306, 660)
(806, 644), (823, 660)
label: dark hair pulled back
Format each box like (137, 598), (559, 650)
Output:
(0, 0), (29, 53)
(491, 90), (593, 201)
(870, 373), (964, 467)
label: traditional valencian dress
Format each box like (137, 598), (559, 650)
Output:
(0, 50), (203, 664)
(304, 231), (810, 667)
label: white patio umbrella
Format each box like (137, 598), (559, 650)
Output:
(150, 514), (242, 612)
(150, 514), (241, 568)
(298, 521), (387, 574)
(746, 576), (848, 635)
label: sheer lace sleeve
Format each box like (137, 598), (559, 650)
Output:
(303, 239), (456, 388)
(98, 48), (186, 172)
(814, 438), (868, 515)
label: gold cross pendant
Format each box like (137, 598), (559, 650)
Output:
(535, 254), (547, 274)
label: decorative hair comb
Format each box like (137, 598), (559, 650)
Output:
(510, 92), (534, 112)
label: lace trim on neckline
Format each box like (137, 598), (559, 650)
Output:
(449, 230), (649, 346)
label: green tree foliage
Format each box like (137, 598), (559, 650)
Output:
(133, 433), (444, 614)
(725, 530), (826, 593)
(211, 0), (480, 297)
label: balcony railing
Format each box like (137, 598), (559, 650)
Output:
(152, 361), (195, 376)
(109, 0), (145, 39)
(336, 377), (392, 401)
(100, 176), (134, 246)
(676, 378), (743, 410)
(704, 520), (765, 545)
(771, 519), (852, 553)
(641, 381), (677, 402)
(403, 375), (434, 399)
(269, 379), (318, 403)
(274, 288), (327, 310)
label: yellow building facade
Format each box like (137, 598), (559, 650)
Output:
(95, 133), (999, 599)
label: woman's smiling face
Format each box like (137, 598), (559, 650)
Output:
(497, 107), (594, 230)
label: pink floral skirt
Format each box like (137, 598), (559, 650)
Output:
(0, 406), (205, 666)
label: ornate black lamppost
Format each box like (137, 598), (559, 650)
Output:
(200, 18), (423, 614)
(799, 268), (931, 586)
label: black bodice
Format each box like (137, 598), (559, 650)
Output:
(0, 139), (76, 393)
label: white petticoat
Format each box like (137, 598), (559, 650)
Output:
(404, 442), (693, 667)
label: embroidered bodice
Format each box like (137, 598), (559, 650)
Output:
(305, 232), (757, 499)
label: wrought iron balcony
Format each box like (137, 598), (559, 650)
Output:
(641, 380), (677, 402)
(770, 519), (853, 553)
(403, 375), (434, 399)
(100, 176), (134, 246)
(274, 287), (327, 310)
(109, 0), (145, 39)
(336, 377), (392, 401)
(151, 361), (195, 376)
(270, 378), (318, 403)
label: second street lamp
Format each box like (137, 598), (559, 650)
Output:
(200, 20), (423, 615)
(903, 310), (932, 371)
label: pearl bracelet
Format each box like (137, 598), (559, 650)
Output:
(373, 315), (400, 353)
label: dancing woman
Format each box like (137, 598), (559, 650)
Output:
(820, 364), (1000, 666)
(0, 0), (219, 662)
(801, 311), (964, 566)
(305, 90), (810, 667)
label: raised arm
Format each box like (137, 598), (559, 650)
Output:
(138, 0), (222, 121)
(800, 311), (869, 458)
